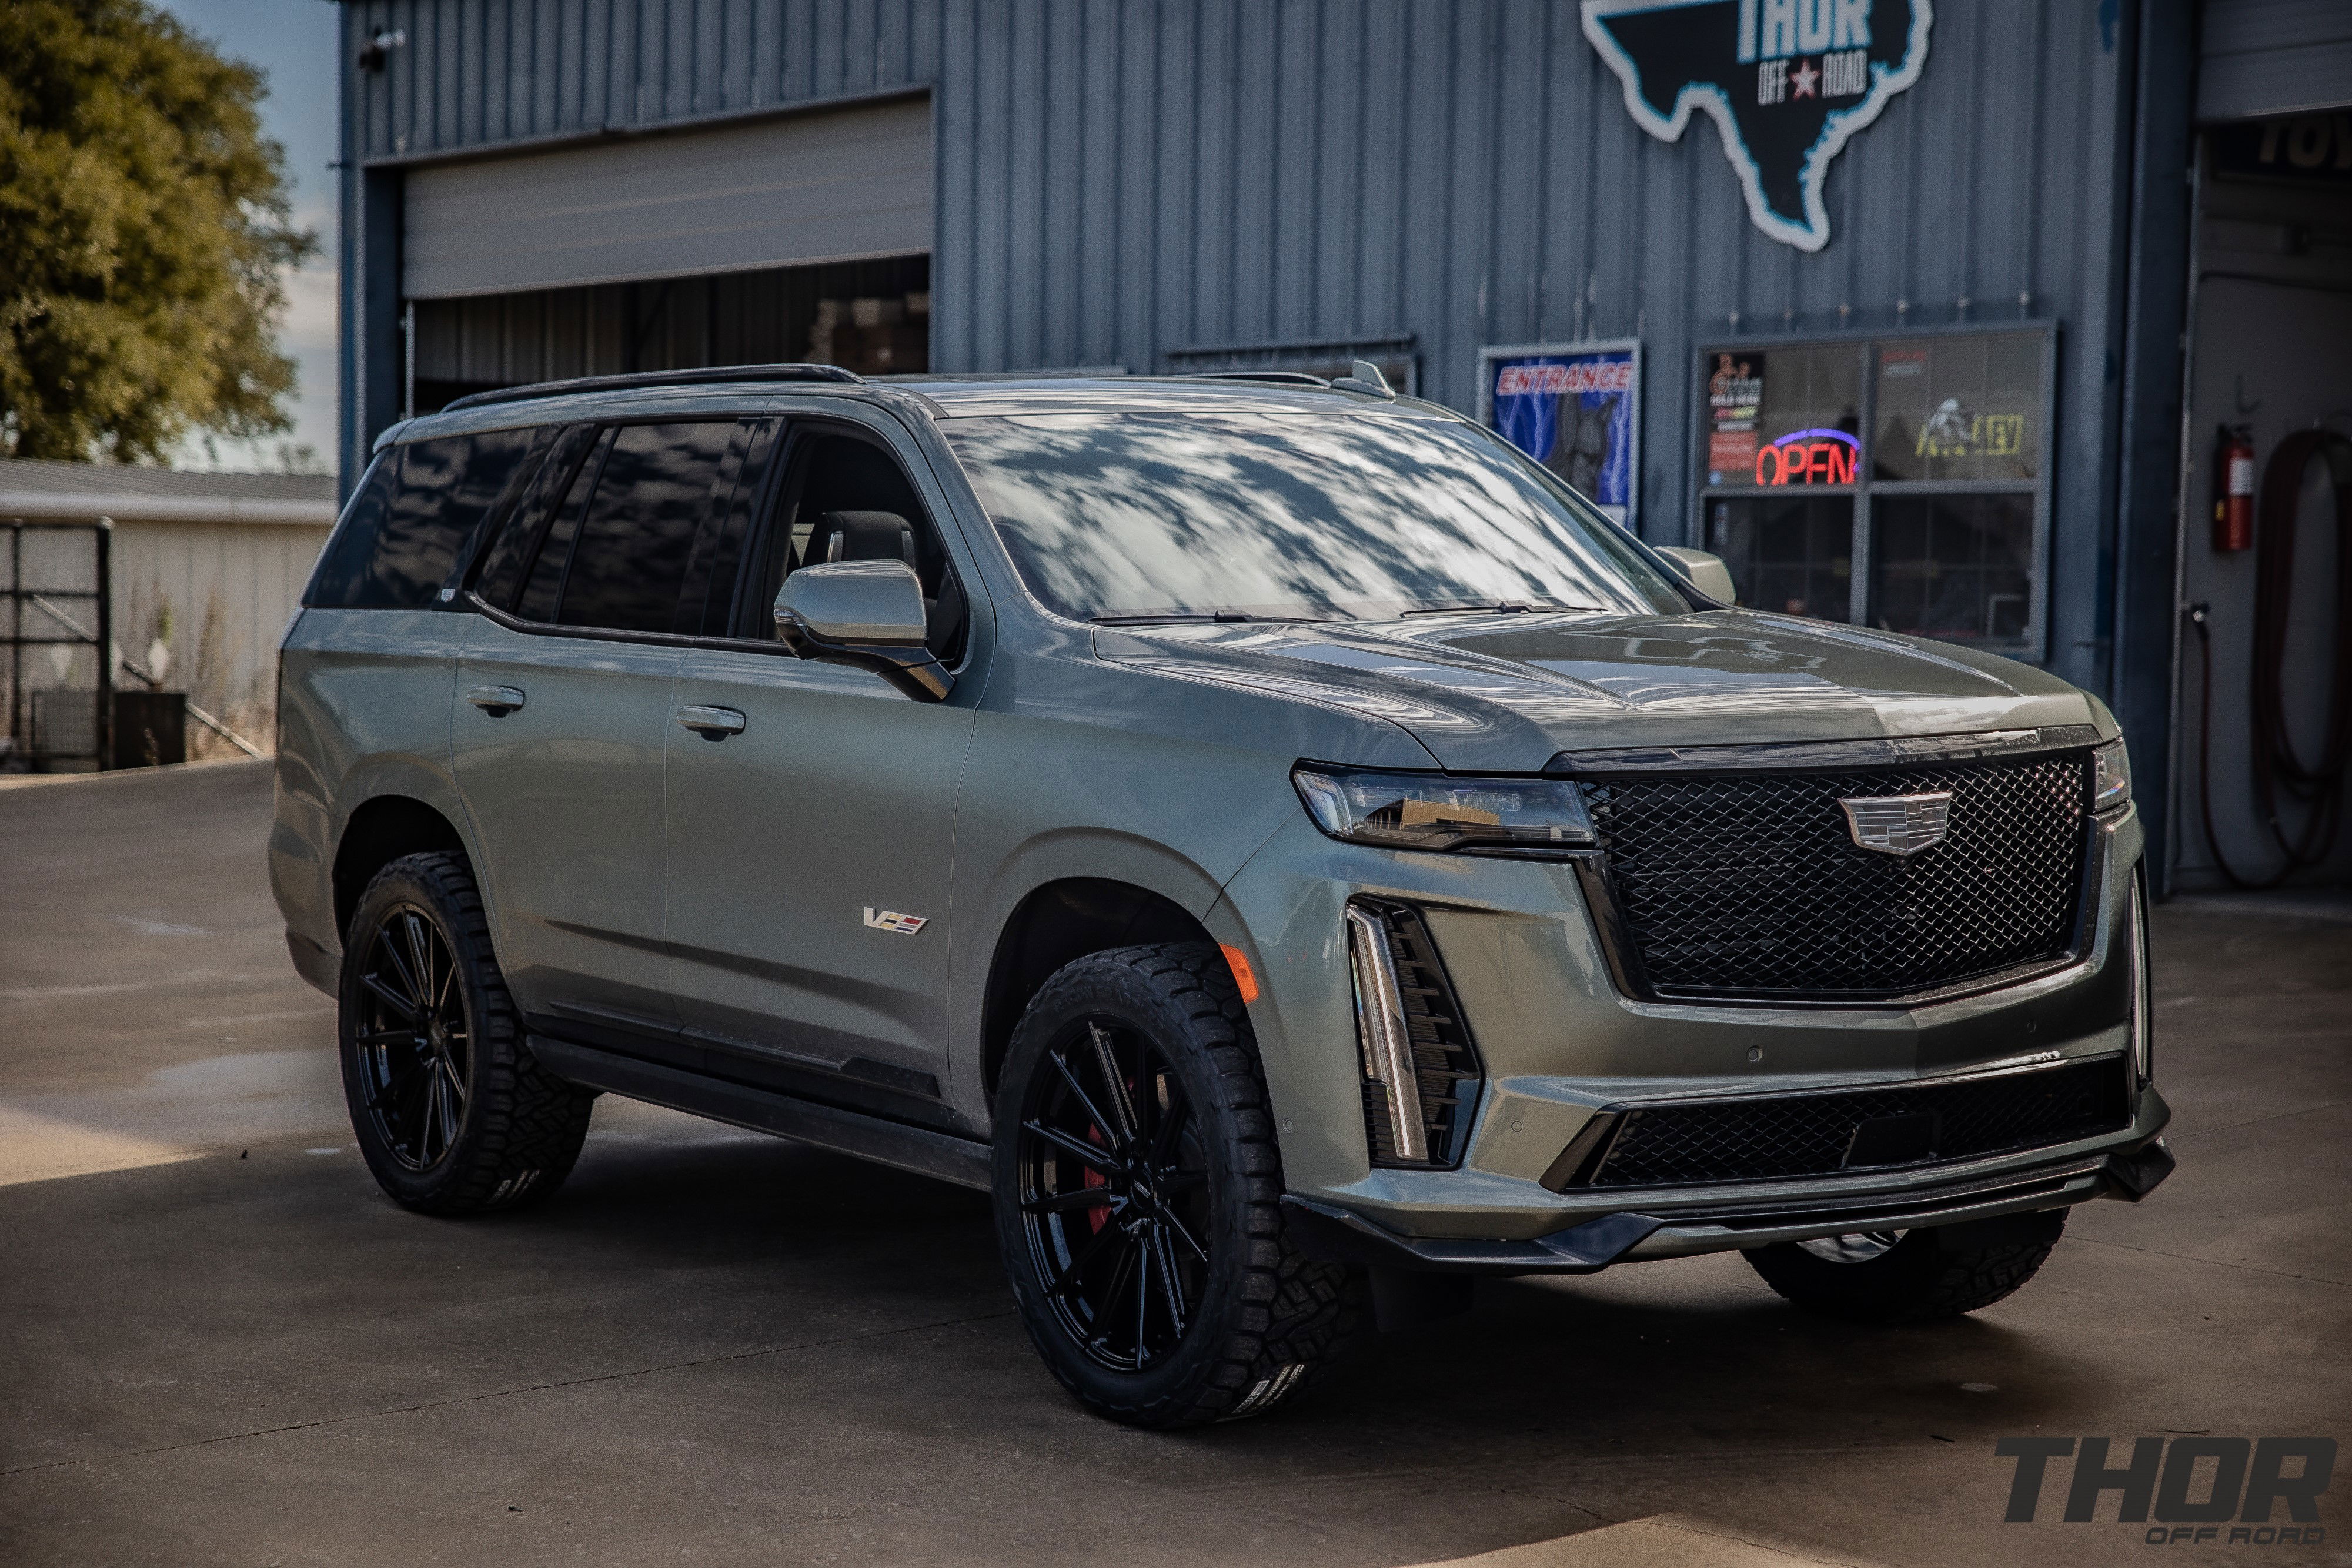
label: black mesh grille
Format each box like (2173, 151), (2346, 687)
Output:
(1584, 753), (2090, 1000)
(1579, 1054), (2133, 1188)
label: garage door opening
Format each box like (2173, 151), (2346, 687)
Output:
(409, 253), (931, 414)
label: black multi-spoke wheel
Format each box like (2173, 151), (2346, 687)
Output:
(352, 904), (471, 1170)
(1015, 1019), (1211, 1373)
(993, 944), (1364, 1427)
(338, 851), (594, 1215)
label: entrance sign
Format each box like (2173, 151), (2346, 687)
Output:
(1478, 340), (1642, 529)
(1581, 0), (1935, 252)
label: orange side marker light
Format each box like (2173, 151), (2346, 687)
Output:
(1219, 944), (1260, 1003)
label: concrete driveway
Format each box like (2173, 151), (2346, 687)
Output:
(2, 761), (2346, 1567)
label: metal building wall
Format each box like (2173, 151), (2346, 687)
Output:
(341, 0), (2150, 711)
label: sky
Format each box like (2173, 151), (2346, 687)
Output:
(159, 0), (340, 473)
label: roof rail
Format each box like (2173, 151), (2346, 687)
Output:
(439, 362), (864, 412)
(1177, 370), (1332, 388)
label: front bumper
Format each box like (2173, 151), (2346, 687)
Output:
(1285, 1126), (2175, 1275)
(1215, 794), (2155, 1249)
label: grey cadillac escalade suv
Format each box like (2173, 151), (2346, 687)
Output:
(273, 363), (2171, 1429)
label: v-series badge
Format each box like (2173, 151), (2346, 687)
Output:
(863, 907), (928, 936)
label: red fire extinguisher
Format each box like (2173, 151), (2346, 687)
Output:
(2213, 424), (2256, 552)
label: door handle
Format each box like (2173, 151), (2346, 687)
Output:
(466, 684), (526, 715)
(675, 704), (747, 740)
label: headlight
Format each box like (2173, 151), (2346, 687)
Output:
(1292, 764), (1595, 852)
(2093, 738), (2132, 813)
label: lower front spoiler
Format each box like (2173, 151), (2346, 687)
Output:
(1284, 1136), (2176, 1277)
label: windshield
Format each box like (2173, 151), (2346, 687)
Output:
(940, 412), (1690, 622)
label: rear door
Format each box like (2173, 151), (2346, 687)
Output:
(452, 419), (744, 1061)
(662, 414), (981, 1125)
(277, 429), (544, 950)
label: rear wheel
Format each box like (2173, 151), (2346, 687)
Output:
(992, 944), (1362, 1427)
(339, 851), (594, 1215)
(1743, 1211), (2066, 1323)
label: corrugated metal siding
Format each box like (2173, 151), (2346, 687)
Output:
(111, 520), (332, 747)
(345, 0), (2139, 688)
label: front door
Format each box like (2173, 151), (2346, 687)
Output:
(452, 419), (742, 1062)
(663, 418), (980, 1125)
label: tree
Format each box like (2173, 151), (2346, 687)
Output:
(0, 1), (316, 463)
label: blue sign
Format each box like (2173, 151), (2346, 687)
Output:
(1479, 341), (1642, 529)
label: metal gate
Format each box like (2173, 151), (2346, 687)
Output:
(2, 520), (112, 773)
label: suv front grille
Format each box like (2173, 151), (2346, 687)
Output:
(1582, 753), (2091, 1001)
(1568, 1054), (2134, 1189)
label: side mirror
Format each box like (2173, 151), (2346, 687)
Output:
(773, 560), (952, 701)
(1656, 547), (1738, 606)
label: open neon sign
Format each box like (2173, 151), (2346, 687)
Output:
(1756, 428), (1859, 486)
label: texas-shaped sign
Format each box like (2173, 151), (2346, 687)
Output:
(1582, 0), (1933, 252)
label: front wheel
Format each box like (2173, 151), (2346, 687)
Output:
(991, 944), (1362, 1428)
(1743, 1210), (2066, 1323)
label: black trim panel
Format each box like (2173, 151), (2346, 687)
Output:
(1541, 1051), (2137, 1192)
(527, 1033), (990, 1191)
(1281, 1196), (1662, 1276)
(524, 1008), (962, 1131)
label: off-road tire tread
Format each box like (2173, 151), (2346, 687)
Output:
(1744, 1220), (2063, 1325)
(999, 942), (1365, 1428)
(344, 851), (593, 1216)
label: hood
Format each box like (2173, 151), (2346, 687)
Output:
(1092, 609), (2102, 773)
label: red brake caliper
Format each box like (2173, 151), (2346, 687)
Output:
(1083, 1123), (1110, 1233)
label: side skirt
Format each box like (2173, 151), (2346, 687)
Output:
(526, 1032), (992, 1192)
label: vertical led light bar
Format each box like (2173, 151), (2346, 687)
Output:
(1344, 903), (1427, 1163)
(2127, 869), (2154, 1085)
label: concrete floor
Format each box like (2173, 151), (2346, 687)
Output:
(1, 760), (2345, 1567)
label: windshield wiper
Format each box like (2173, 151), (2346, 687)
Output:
(1089, 612), (1340, 626)
(1398, 600), (1597, 617)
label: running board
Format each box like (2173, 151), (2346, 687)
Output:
(526, 1033), (992, 1192)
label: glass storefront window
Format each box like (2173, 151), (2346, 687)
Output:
(1868, 494), (2034, 644)
(1702, 344), (1865, 490)
(1870, 335), (2042, 483)
(1692, 327), (2051, 657)
(1708, 494), (1855, 622)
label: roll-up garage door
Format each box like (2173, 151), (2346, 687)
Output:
(402, 95), (932, 300)
(2198, 0), (2352, 121)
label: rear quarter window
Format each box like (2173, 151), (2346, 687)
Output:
(308, 427), (543, 608)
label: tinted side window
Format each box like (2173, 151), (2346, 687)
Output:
(308, 429), (541, 608)
(305, 450), (399, 606)
(555, 422), (735, 634)
(687, 420), (777, 636)
(473, 423), (596, 610)
(515, 430), (609, 625)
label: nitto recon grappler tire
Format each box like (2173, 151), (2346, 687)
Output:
(338, 851), (594, 1215)
(992, 943), (1364, 1428)
(1742, 1210), (2067, 1325)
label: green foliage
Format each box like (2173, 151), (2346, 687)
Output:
(0, 1), (318, 462)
